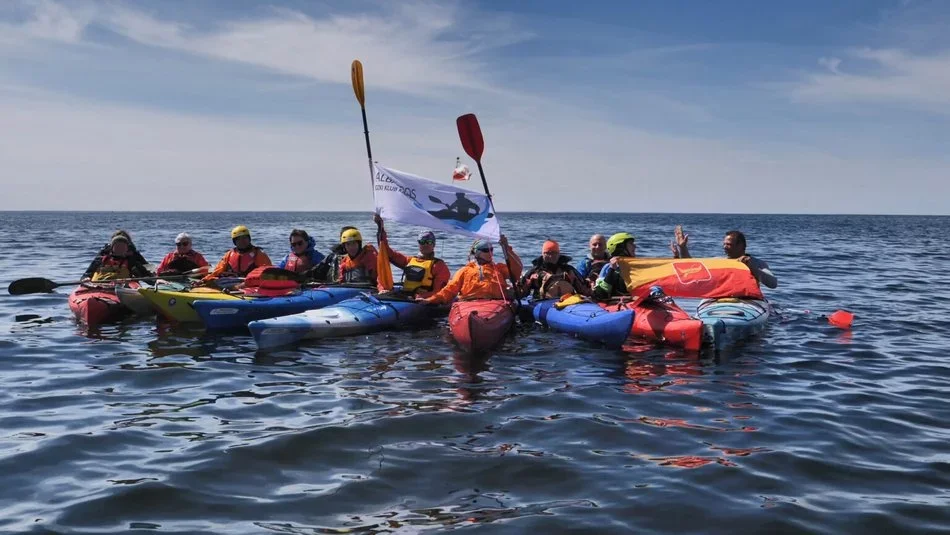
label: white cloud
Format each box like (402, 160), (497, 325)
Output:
(17, 0), (526, 98)
(0, 0), (95, 45)
(791, 47), (950, 113)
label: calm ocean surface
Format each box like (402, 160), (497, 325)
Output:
(1, 211), (948, 533)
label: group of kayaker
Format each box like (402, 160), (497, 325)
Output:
(80, 223), (777, 303)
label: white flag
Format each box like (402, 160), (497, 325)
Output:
(373, 164), (500, 240)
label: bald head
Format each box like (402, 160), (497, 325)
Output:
(589, 234), (607, 259)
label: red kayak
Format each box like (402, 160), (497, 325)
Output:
(68, 285), (129, 327)
(449, 300), (515, 354)
(602, 298), (703, 351)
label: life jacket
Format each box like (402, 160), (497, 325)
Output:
(340, 245), (377, 284)
(243, 267), (300, 297)
(525, 256), (580, 299)
(91, 255), (132, 282)
(586, 257), (609, 283)
(224, 247), (263, 277)
(283, 252), (313, 274)
(165, 252), (202, 273)
(402, 256), (440, 293)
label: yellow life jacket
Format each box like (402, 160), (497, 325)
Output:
(402, 257), (438, 293)
(92, 256), (132, 282)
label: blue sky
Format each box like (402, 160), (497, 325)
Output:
(1, 0), (948, 213)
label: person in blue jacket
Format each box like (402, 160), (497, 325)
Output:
(277, 229), (325, 276)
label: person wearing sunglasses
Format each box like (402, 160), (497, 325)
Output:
(276, 229), (326, 276)
(374, 214), (450, 298)
(519, 240), (590, 300)
(592, 232), (638, 302)
(201, 225), (272, 283)
(155, 233), (209, 276)
(81, 230), (154, 282)
(420, 235), (522, 305)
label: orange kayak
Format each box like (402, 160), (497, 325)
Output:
(602, 298), (702, 351)
(449, 300), (515, 354)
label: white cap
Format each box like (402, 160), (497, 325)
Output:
(175, 232), (192, 244)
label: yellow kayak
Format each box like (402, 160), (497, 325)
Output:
(137, 286), (240, 323)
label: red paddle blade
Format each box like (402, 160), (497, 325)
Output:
(828, 310), (853, 329)
(456, 113), (484, 161)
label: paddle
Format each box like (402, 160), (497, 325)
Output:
(428, 194), (450, 208)
(456, 113), (519, 297)
(351, 59), (395, 292)
(8, 268), (205, 296)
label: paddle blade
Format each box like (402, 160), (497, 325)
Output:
(8, 277), (58, 295)
(456, 113), (484, 161)
(828, 310), (853, 329)
(377, 242), (395, 292)
(351, 59), (365, 106)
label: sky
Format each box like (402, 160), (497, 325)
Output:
(1, 0), (948, 214)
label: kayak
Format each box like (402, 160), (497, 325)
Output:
(193, 286), (365, 330)
(696, 298), (771, 351)
(603, 297), (703, 351)
(528, 298), (635, 349)
(115, 281), (189, 316)
(449, 300), (515, 354)
(68, 285), (129, 327)
(249, 293), (445, 349)
(137, 286), (240, 323)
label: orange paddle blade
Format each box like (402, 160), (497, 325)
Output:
(377, 241), (394, 292)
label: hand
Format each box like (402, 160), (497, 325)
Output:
(80, 277), (91, 283)
(669, 240), (679, 258)
(674, 225), (689, 248)
(373, 213), (384, 229)
(737, 255), (751, 265)
(498, 234), (509, 250)
(609, 257), (620, 269)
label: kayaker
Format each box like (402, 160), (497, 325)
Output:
(592, 232), (637, 302)
(574, 234), (609, 287)
(156, 233), (209, 276)
(201, 225), (272, 282)
(374, 215), (450, 298)
(519, 240), (590, 299)
(338, 228), (378, 286)
(277, 229), (325, 276)
(420, 236), (523, 305)
(673, 228), (778, 289)
(81, 232), (153, 282)
(302, 226), (356, 282)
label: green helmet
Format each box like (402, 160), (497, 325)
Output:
(606, 232), (635, 257)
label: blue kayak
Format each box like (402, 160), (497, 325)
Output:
(249, 293), (445, 349)
(193, 286), (364, 330)
(527, 298), (635, 349)
(695, 298), (771, 351)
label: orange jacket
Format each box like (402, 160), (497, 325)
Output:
(339, 245), (378, 286)
(425, 251), (523, 305)
(203, 247), (272, 281)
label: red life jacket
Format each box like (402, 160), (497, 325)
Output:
(225, 247), (263, 276)
(283, 252), (313, 274)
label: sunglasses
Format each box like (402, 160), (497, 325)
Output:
(475, 247), (493, 253)
(176, 241), (190, 247)
(418, 239), (435, 245)
(291, 240), (306, 247)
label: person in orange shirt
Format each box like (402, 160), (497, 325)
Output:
(338, 228), (378, 286)
(420, 236), (522, 305)
(374, 214), (450, 298)
(201, 225), (272, 283)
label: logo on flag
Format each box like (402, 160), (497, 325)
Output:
(373, 164), (500, 240)
(672, 261), (712, 285)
